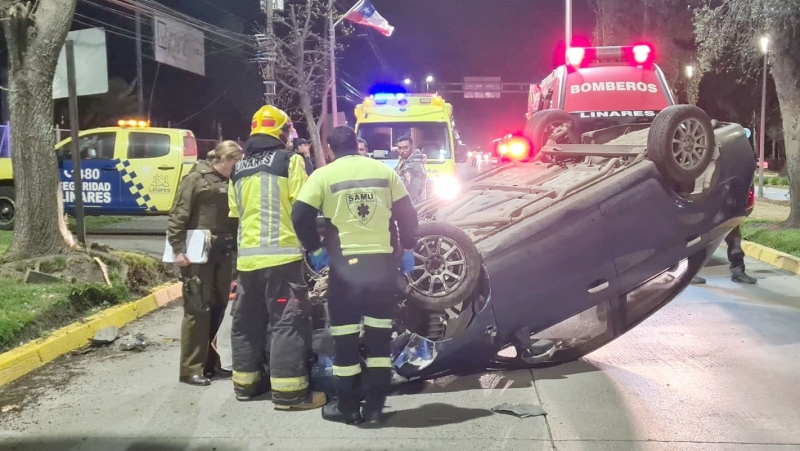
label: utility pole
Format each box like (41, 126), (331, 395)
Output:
(255, 0), (278, 105)
(135, 8), (144, 117)
(565, 0), (572, 49)
(329, 0), (339, 127)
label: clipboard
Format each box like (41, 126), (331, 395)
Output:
(163, 230), (212, 264)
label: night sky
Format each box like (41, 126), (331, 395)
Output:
(63, 0), (596, 147)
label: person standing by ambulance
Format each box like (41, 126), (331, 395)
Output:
(395, 135), (428, 204)
(228, 105), (326, 410)
(292, 126), (419, 425)
(168, 140), (242, 387)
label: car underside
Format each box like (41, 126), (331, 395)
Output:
(307, 105), (756, 386)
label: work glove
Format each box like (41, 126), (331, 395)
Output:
(308, 248), (330, 272)
(400, 250), (416, 275)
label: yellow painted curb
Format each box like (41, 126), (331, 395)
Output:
(740, 240), (800, 276)
(0, 281), (182, 387)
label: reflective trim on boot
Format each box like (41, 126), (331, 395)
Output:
(274, 391), (327, 411)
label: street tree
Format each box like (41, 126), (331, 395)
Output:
(591, 0), (703, 103)
(1, 0), (77, 261)
(271, 0), (341, 169)
(694, 1), (800, 227)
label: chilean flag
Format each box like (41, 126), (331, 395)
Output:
(345, 0), (394, 37)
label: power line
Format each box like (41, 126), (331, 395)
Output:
(173, 85), (232, 126)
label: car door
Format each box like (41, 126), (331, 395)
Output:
(120, 131), (182, 213)
(59, 131), (122, 213)
(487, 202), (620, 340)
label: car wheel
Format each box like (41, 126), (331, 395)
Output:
(402, 221), (482, 311)
(647, 105), (715, 185)
(0, 186), (16, 231)
(523, 109), (580, 152)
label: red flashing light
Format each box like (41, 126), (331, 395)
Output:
(506, 137), (531, 160)
(566, 47), (585, 67)
(747, 185), (756, 210)
(632, 45), (651, 64)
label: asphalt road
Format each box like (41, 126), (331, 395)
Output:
(1, 246), (799, 450)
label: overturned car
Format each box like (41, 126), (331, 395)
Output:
(309, 104), (756, 385)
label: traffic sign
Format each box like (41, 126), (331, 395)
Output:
(463, 77), (501, 99)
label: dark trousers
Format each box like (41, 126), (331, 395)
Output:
(327, 254), (398, 415)
(230, 260), (312, 404)
(726, 226), (745, 271)
(179, 254), (233, 378)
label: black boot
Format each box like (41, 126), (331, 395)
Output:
(361, 388), (388, 426)
(690, 276), (707, 285)
(234, 378), (271, 401)
(731, 268), (757, 284)
(322, 399), (363, 425)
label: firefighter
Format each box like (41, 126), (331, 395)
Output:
(168, 140), (242, 386)
(228, 105), (326, 410)
(291, 126), (419, 425)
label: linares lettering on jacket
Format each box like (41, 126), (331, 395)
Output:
(237, 152), (276, 171)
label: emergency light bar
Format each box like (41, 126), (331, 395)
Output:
(118, 119), (150, 128)
(566, 44), (654, 68)
(363, 93), (445, 107)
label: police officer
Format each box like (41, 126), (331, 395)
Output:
(692, 226), (757, 285)
(228, 105), (326, 410)
(395, 135), (428, 203)
(168, 140), (242, 386)
(292, 126), (419, 425)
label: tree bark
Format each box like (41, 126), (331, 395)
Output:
(770, 42), (800, 227)
(2, 0), (77, 261)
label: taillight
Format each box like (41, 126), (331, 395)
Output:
(183, 132), (197, 157)
(506, 137), (531, 160)
(747, 185), (756, 209)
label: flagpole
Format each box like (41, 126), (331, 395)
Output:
(328, 0), (363, 129)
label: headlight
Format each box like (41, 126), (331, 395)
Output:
(433, 176), (460, 200)
(483, 154), (489, 161)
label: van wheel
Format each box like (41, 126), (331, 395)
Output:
(523, 109), (580, 153)
(0, 186), (15, 231)
(647, 105), (715, 185)
(401, 221), (482, 311)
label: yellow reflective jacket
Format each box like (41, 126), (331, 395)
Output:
(228, 135), (308, 271)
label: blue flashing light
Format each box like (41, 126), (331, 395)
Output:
(373, 93), (398, 101)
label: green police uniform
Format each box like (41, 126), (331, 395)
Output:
(292, 154), (419, 424)
(167, 161), (237, 380)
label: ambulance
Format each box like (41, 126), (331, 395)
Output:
(0, 120), (198, 230)
(354, 93), (468, 200)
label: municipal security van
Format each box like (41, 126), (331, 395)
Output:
(0, 120), (198, 230)
(354, 93), (469, 200)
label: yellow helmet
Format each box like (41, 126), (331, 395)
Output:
(250, 105), (291, 139)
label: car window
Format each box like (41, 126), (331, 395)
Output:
(128, 132), (171, 159)
(61, 133), (117, 160)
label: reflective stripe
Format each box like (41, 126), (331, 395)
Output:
(363, 316), (393, 329)
(270, 375), (309, 392)
(330, 324), (361, 336)
(365, 357), (393, 368)
(238, 246), (303, 257)
(234, 178), (244, 246)
(332, 364), (362, 377)
(260, 173), (281, 249)
(330, 178), (390, 194)
(232, 371), (260, 385)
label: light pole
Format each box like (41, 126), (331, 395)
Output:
(565, 0), (572, 49)
(685, 65), (693, 79)
(758, 36), (769, 198)
(426, 75), (434, 93)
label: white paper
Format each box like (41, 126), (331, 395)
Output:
(163, 230), (211, 264)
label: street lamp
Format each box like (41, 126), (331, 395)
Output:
(685, 65), (694, 78)
(426, 75), (434, 93)
(403, 78), (412, 86)
(758, 36), (769, 198)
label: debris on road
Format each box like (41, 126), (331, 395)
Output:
(91, 326), (120, 346)
(120, 335), (148, 352)
(1, 404), (22, 413)
(70, 346), (96, 356)
(491, 403), (547, 418)
(23, 270), (61, 284)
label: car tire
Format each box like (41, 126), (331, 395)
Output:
(402, 221), (482, 311)
(0, 186), (15, 231)
(523, 109), (580, 152)
(647, 105), (715, 185)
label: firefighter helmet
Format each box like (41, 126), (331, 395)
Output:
(250, 105), (291, 139)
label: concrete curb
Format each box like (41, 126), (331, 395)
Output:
(0, 282), (182, 387)
(740, 240), (800, 276)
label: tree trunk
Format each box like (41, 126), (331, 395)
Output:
(2, 0), (77, 261)
(770, 44), (800, 227)
(299, 94), (324, 168)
